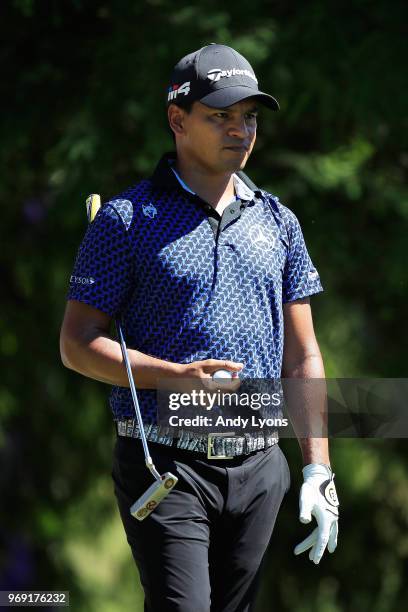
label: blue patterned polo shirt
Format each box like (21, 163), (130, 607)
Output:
(67, 153), (323, 421)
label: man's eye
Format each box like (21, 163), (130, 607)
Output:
(246, 113), (258, 120)
(215, 112), (228, 118)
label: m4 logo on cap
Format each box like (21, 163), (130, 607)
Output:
(207, 68), (258, 83)
(167, 81), (191, 101)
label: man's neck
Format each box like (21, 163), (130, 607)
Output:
(175, 154), (235, 210)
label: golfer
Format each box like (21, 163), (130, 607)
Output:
(60, 44), (339, 612)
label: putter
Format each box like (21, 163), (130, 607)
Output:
(86, 194), (178, 521)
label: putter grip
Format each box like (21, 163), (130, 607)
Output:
(86, 193), (101, 223)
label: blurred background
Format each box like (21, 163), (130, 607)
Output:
(1, 0), (407, 610)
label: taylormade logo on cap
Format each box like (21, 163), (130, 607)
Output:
(166, 44), (279, 111)
(207, 68), (258, 83)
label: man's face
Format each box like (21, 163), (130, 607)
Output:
(169, 99), (258, 174)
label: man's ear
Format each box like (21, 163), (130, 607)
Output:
(168, 104), (186, 137)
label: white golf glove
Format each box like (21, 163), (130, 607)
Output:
(294, 463), (339, 564)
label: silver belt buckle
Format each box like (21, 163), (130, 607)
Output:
(207, 432), (236, 460)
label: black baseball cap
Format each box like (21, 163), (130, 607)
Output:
(166, 43), (279, 111)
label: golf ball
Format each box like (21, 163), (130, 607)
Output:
(212, 369), (236, 380)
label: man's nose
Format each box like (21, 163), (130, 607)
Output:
(227, 116), (251, 139)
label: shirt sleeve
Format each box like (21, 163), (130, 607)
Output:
(66, 203), (133, 316)
(281, 206), (323, 303)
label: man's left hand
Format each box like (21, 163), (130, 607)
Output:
(294, 463), (339, 564)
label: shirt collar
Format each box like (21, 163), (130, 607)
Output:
(232, 172), (256, 201)
(151, 152), (260, 202)
(170, 165), (195, 195)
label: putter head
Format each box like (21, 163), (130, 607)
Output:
(130, 472), (178, 521)
(86, 193), (101, 223)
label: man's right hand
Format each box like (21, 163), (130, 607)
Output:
(176, 359), (244, 392)
(181, 359), (244, 379)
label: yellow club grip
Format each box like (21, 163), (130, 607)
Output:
(86, 193), (101, 223)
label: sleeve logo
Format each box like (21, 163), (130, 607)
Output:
(70, 276), (96, 285)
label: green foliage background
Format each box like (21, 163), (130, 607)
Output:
(1, 1), (407, 610)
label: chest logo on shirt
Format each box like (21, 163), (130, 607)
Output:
(142, 202), (158, 219)
(249, 224), (277, 251)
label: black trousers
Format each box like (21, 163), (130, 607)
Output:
(112, 437), (291, 612)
